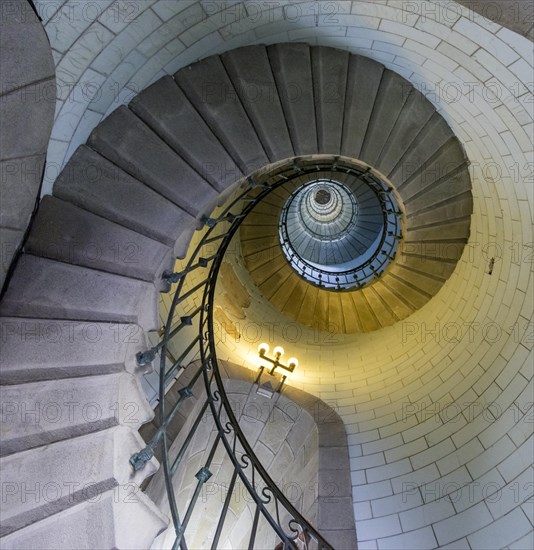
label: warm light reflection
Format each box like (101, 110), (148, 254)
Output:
(258, 342), (269, 355)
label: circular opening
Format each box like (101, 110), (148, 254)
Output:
(278, 168), (402, 290)
(314, 189), (331, 205)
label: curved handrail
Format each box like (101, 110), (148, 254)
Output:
(131, 157), (390, 549)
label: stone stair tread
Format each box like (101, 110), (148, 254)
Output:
(375, 87), (436, 176)
(0, 373), (153, 456)
(396, 139), (467, 201)
(269, 272), (301, 311)
(129, 76), (242, 192)
(407, 219), (471, 242)
(360, 70), (410, 167)
(175, 55), (269, 175)
(312, 45), (349, 154)
(327, 292), (346, 334)
(25, 196), (174, 288)
(362, 287), (398, 327)
(0, 317), (148, 384)
(53, 146), (195, 251)
(222, 45), (294, 162)
(406, 196), (473, 229)
(296, 284), (319, 326)
(339, 293), (362, 333)
(389, 114), (456, 184)
(268, 43), (318, 156)
(0, 256), (159, 332)
(0, 426), (158, 537)
(0, 488), (167, 550)
(380, 274), (429, 310)
(348, 292), (380, 332)
(372, 280), (415, 319)
(389, 264), (445, 296)
(341, 55), (384, 159)
(88, 106), (217, 217)
(404, 169), (472, 213)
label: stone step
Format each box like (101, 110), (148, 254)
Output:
(404, 170), (472, 215)
(88, 106), (217, 218)
(380, 274), (429, 310)
(0, 426), (159, 537)
(397, 139), (467, 201)
(326, 292), (346, 333)
(339, 293), (362, 333)
(174, 55), (268, 175)
(406, 195), (473, 229)
(0, 372), (153, 456)
(0, 256), (159, 332)
(361, 287), (398, 328)
(221, 46), (294, 162)
(25, 196), (174, 289)
(0, 317), (149, 384)
(129, 76), (242, 192)
(311, 46), (349, 154)
(406, 219), (471, 242)
(375, 87), (436, 176)
(360, 70), (410, 167)
(389, 264), (444, 297)
(396, 253), (456, 281)
(296, 285), (319, 327)
(268, 43), (318, 156)
(269, 272), (301, 311)
(0, 488), (167, 550)
(345, 291), (379, 333)
(341, 55), (384, 159)
(53, 146), (195, 256)
(372, 280), (415, 320)
(389, 114), (456, 185)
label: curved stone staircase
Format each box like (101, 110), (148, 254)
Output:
(1, 43), (472, 548)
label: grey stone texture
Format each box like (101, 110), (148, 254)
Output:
(0, 256), (159, 331)
(222, 45), (294, 162)
(26, 196), (175, 288)
(268, 43), (318, 156)
(130, 76), (243, 191)
(0, 0), (55, 289)
(175, 55), (269, 174)
(87, 106), (218, 218)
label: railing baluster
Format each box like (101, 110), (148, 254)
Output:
(210, 468), (238, 549)
(247, 505), (261, 550)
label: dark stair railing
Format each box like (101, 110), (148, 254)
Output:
(131, 157), (392, 549)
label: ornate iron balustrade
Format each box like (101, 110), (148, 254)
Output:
(132, 157), (382, 549)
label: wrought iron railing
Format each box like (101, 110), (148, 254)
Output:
(130, 157), (390, 549)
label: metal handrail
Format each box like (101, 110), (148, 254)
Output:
(131, 157), (399, 549)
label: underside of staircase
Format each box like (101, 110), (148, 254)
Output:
(1, 43), (472, 548)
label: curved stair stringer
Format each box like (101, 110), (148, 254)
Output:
(0, 43), (473, 548)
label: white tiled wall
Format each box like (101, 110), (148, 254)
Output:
(37, 1), (533, 548)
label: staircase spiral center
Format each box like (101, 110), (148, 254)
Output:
(277, 162), (403, 290)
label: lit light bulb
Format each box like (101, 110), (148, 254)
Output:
(258, 343), (269, 355)
(273, 346), (284, 358)
(288, 357), (298, 370)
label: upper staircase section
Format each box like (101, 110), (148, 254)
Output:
(0, 0), (55, 291)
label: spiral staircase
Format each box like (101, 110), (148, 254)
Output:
(1, 10), (532, 546)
